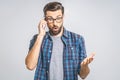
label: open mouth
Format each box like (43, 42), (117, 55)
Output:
(52, 27), (59, 31)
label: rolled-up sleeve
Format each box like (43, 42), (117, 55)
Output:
(77, 35), (87, 74)
(79, 36), (87, 62)
(29, 34), (37, 51)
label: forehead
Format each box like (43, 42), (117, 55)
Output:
(46, 9), (63, 18)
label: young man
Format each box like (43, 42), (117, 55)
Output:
(25, 1), (95, 80)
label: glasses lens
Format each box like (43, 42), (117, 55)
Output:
(46, 18), (53, 23)
(46, 16), (63, 23)
(56, 17), (62, 23)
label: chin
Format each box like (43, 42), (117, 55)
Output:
(52, 32), (60, 35)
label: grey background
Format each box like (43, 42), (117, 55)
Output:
(0, 0), (120, 80)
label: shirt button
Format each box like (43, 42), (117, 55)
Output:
(49, 50), (52, 53)
(71, 47), (73, 50)
(46, 71), (49, 73)
(48, 60), (50, 63)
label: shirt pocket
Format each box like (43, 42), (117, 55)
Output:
(65, 45), (79, 60)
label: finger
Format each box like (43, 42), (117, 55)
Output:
(39, 20), (47, 29)
(88, 57), (94, 63)
(86, 59), (89, 64)
(89, 52), (96, 58)
(84, 57), (93, 64)
(82, 58), (89, 65)
(81, 53), (95, 66)
(42, 24), (46, 29)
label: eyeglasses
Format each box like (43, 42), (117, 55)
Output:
(45, 16), (63, 23)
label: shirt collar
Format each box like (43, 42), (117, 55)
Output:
(62, 28), (69, 38)
(45, 27), (69, 40)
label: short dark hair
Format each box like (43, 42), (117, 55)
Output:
(43, 2), (64, 16)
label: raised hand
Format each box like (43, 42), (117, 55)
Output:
(38, 19), (47, 36)
(81, 52), (95, 67)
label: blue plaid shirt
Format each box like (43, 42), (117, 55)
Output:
(29, 28), (87, 80)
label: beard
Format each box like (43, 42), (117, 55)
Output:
(49, 24), (63, 36)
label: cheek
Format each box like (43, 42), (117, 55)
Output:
(57, 21), (63, 27)
(59, 22), (63, 27)
(47, 23), (53, 28)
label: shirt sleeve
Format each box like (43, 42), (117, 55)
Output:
(78, 35), (87, 74)
(28, 34), (38, 51)
(79, 35), (87, 62)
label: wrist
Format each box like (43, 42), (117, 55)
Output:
(38, 33), (45, 37)
(37, 34), (45, 38)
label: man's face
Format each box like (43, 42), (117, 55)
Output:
(45, 9), (64, 36)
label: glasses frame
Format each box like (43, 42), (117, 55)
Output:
(45, 16), (63, 23)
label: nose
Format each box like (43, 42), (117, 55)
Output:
(53, 20), (57, 25)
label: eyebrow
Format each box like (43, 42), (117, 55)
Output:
(46, 15), (62, 18)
